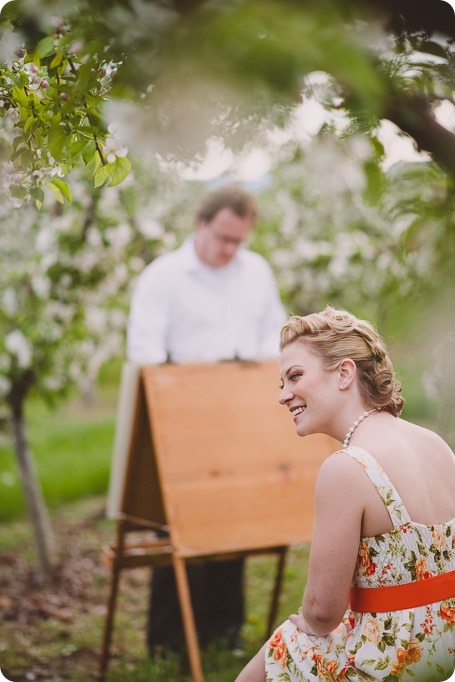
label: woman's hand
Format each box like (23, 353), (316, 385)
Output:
(288, 608), (316, 636)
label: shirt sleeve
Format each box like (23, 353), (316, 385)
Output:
(126, 261), (171, 365)
(257, 262), (287, 358)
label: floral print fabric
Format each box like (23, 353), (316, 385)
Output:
(265, 446), (455, 681)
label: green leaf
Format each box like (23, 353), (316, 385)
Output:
(106, 156), (131, 187)
(364, 161), (383, 205)
(12, 85), (29, 108)
(50, 178), (72, 203)
(47, 181), (65, 204)
(94, 164), (111, 188)
(36, 36), (55, 59)
(10, 184), (28, 199)
(94, 158), (131, 187)
(68, 138), (89, 162)
(48, 125), (67, 161)
(19, 147), (34, 166)
(30, 186), (45, 204)
(17, 72), (29, 87)
(82, 141), (97, 164)
(50, 51), (64, 69)
(24, 116), (36, 133)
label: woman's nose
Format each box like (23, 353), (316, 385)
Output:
(279, 386), (293, 405)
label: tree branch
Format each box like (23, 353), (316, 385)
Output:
(384, 89), (455, 177)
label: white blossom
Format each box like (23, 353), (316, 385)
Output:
(2, 288), (18, 316)
(5, 330), (32, 368)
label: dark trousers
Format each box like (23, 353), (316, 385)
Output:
(146, 557), (245, 653)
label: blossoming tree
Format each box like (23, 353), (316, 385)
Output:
(0, 160), (204, 580)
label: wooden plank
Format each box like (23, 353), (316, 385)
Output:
(120, 378), (167, 527)
(141, 361), (338, 557)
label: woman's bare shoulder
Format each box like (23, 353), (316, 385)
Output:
(400, 419), (454, 459)
(316, 450), (368, 491)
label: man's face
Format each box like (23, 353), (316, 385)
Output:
(195, 207), (253, 268)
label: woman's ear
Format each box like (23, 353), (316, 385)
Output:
(338, 358), (356, 390)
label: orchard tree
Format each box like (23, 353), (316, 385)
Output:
(251, 131), (452, 322)
(0, 160), (203, 580)
(0, 184), (130, 580)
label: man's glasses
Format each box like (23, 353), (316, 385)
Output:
(208, 226), (245, 246)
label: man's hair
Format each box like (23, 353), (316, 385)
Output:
(196, 184), (258, 223)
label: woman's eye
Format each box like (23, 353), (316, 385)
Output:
(290, 373), (301, 381)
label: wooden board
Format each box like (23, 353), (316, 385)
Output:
(122, 360), (340, 557)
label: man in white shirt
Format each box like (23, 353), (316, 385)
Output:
(127, 184), (286, 656)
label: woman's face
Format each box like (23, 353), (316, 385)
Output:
(279, 340), (338, 438)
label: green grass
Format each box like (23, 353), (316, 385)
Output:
(0, 490), (310, 682)
(0, 383), (118, 521)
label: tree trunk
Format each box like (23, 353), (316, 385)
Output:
(9, 396), (58, 583)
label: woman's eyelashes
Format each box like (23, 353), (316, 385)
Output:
(279, 371), (303, 390)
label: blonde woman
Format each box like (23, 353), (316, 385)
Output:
(236, 307), (455, 682)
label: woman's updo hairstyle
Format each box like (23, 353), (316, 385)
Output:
(280, 306), (405, 417)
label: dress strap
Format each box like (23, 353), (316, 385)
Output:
(342, 446), (412, 528)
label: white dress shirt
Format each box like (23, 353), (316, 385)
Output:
(127, 236), (287, 364)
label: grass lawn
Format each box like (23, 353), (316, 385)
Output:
(0, 381), (119, 522)
(0, 493), (310, 681)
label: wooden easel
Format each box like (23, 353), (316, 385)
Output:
(100, 360), (338, 681)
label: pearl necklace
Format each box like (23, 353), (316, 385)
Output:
(342, 409), (378, 448)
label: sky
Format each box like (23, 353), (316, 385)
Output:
(177, 81), (455, 183)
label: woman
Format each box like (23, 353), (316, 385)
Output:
(236, 306), (455, 682)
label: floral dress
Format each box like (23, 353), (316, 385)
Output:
(265, 446), (455, 681)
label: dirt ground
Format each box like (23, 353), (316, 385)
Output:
(0, 498), (151, 682)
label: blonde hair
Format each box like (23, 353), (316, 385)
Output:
(280, 306), (405, 416)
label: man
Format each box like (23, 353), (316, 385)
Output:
(127, 184), (286, 655)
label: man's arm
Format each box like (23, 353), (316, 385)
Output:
(126, 262), (171, 365)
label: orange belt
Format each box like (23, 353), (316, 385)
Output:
(350, 570), (455, 613)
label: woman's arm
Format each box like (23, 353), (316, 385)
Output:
(291, 453), (366, 636)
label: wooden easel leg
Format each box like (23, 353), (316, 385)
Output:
(173, 556), (204, 682)
(99, 562), (121, 680)
(265, 547), (288, 639)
